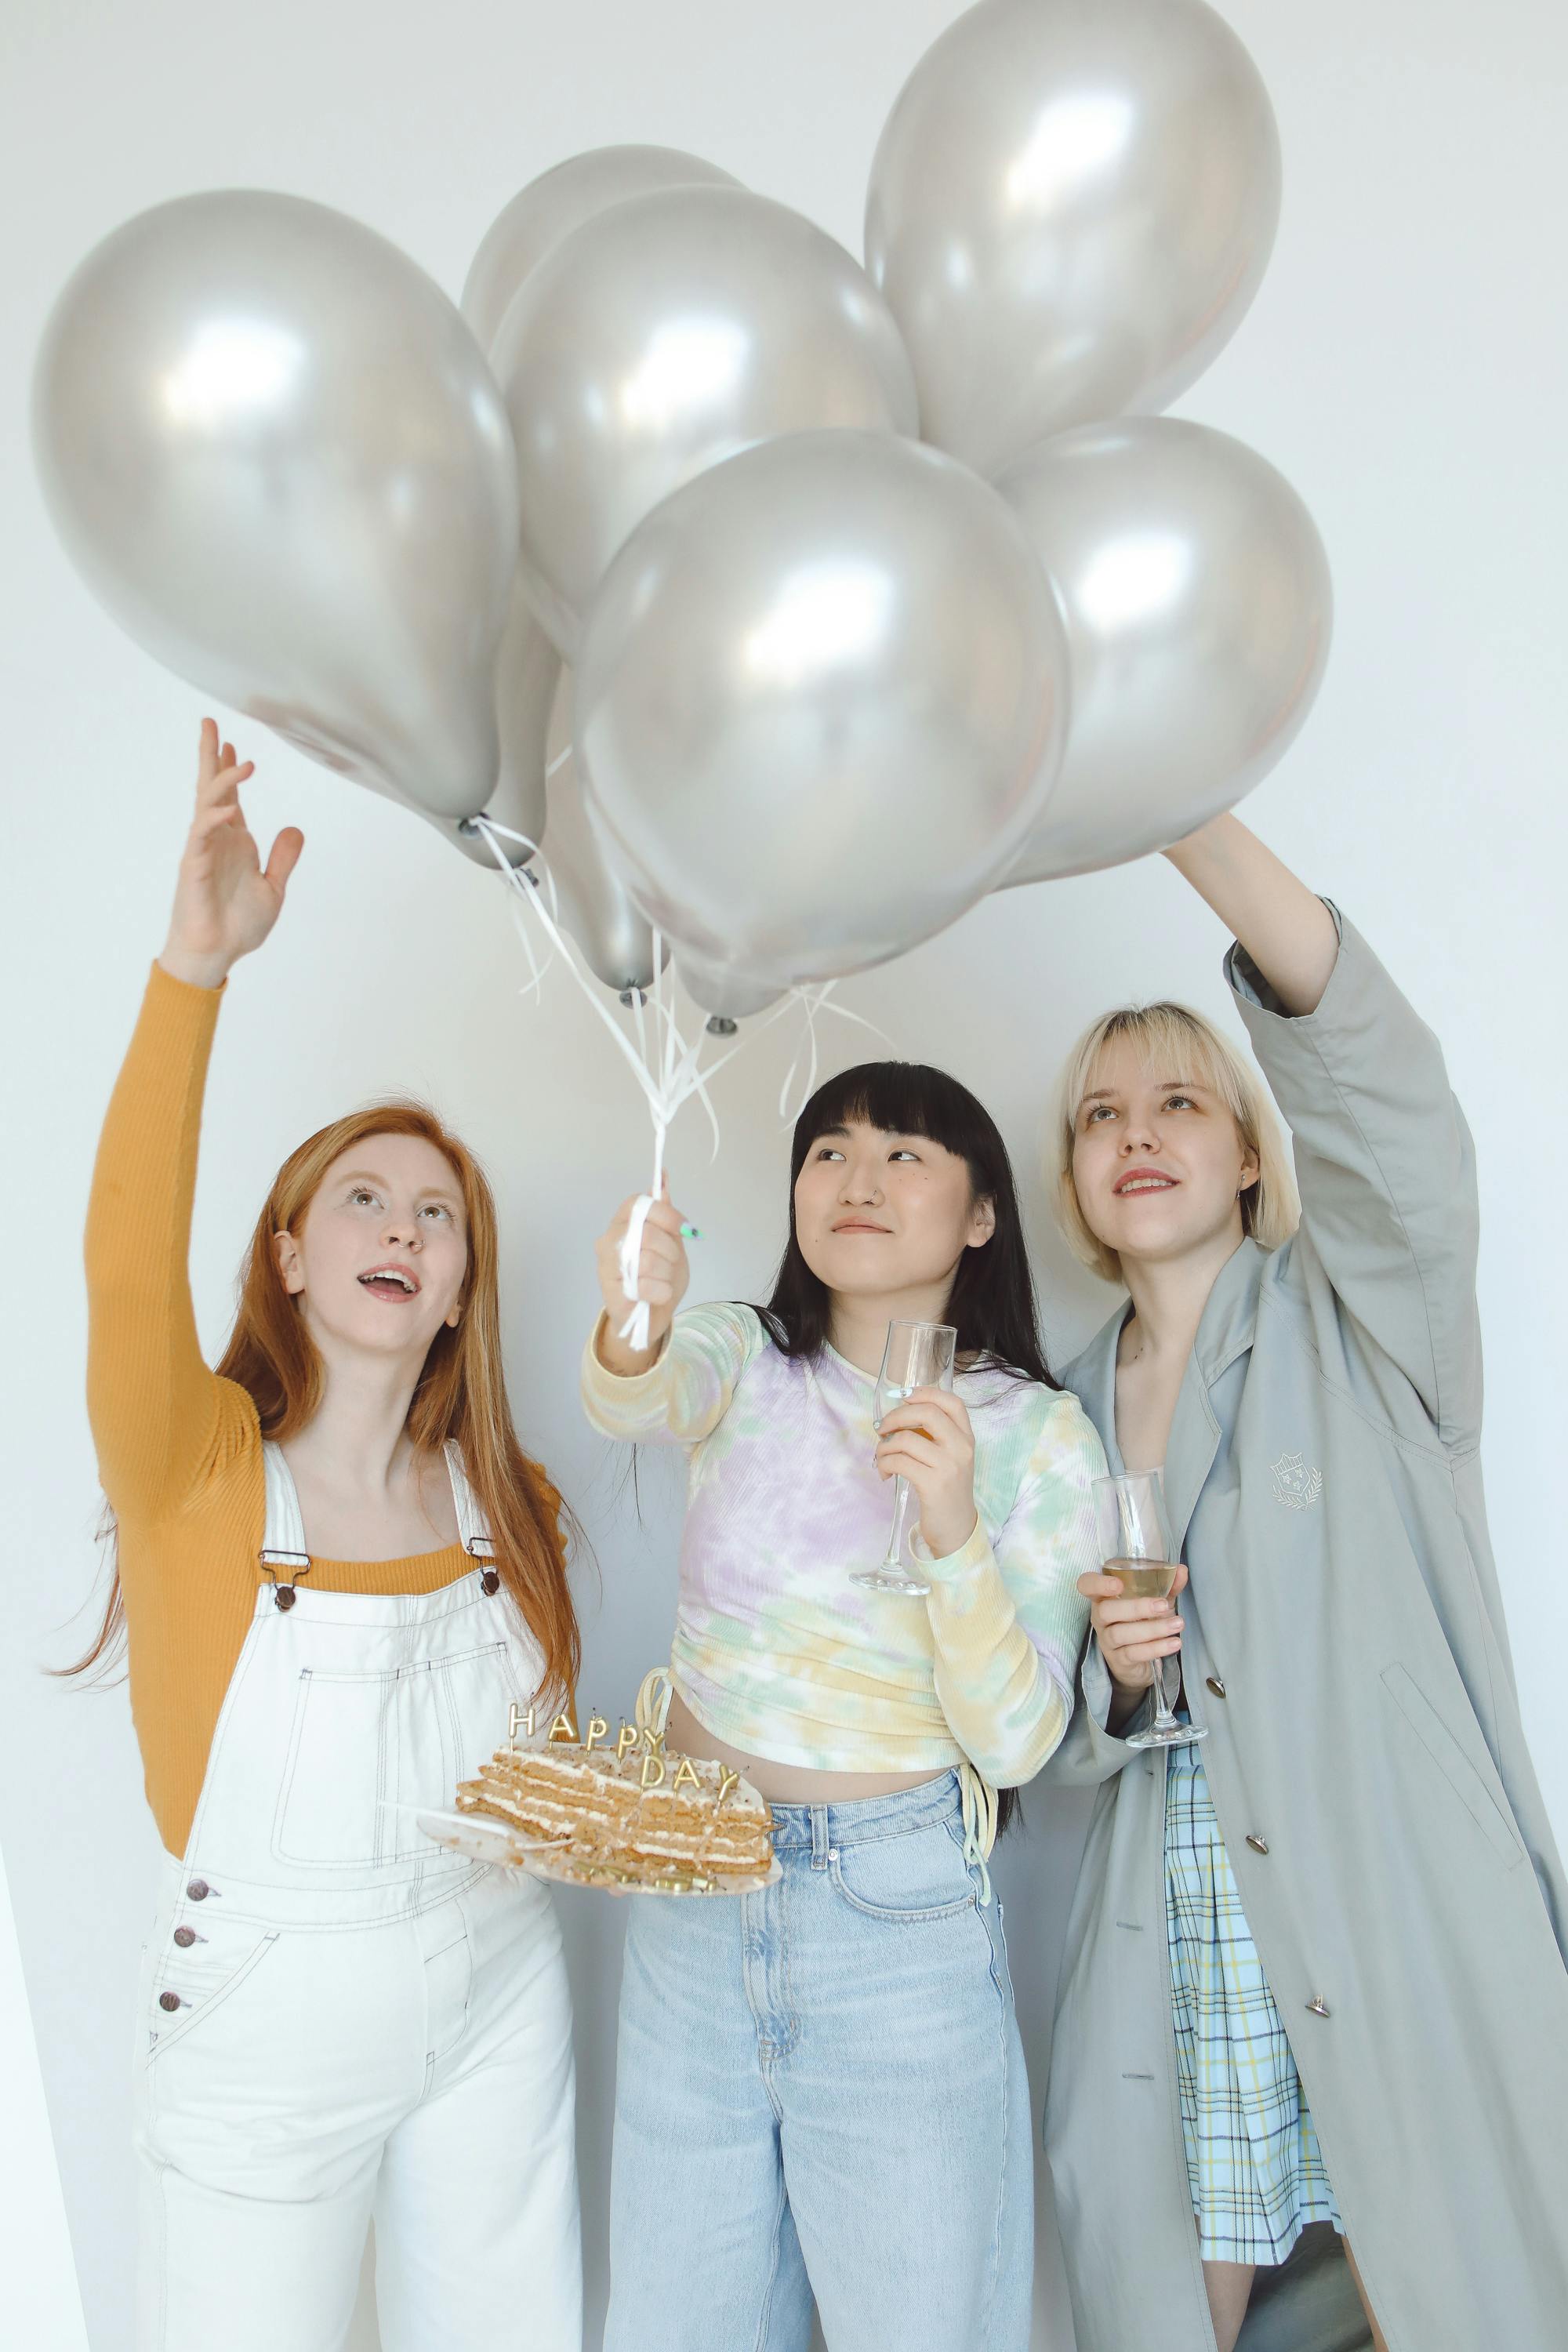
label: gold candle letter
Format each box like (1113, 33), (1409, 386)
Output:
(640, 1751), (667, 1789)
(584, 1713), (609, 1752)
(547, 1710), (579, 1744)
(716, 1768), (739, 1807)
(671, 1757), (701, 1792)
(615, 1723), (640, 1761)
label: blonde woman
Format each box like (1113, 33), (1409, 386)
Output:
(82, 723), (581, 2350)
(1041, 814), (1568, 2352)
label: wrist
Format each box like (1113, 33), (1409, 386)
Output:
(592, 1308), (669, 1380)
(157, 943), (231, 990)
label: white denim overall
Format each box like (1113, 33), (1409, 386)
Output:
(133, 1441), (581, 2352)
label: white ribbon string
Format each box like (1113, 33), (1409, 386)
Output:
(777, 983), (898, 1125)
(473, 815), (799, 1351)
(473, 817), (904, 1348)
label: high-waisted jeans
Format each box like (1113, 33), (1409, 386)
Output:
(604, 1770), (1033, 2352)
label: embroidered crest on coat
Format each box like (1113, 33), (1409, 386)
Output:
(1271, 1451), (1323, 1510)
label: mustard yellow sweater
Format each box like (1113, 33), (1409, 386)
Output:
(85, 964), (493, 1857)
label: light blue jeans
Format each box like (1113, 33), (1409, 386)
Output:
(604, 1771), (1033, 2352)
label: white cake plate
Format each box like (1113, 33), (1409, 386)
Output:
(381, 1800), (779, 1897)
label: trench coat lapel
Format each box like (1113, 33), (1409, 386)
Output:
(1070, 1241), (1263, 1563)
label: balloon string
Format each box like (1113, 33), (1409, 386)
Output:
(776, 983), (896, 1125)
(472, 814), (793, 1351)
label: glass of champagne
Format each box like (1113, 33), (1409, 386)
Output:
(1091, 1469), (1207, 1751)
(851, 1319), (958, 1596)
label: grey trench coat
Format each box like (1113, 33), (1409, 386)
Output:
(1042, 913), (1568, 2352)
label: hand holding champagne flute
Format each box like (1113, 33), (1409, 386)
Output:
(1086, 1471), (1206, 1749)
(852, 1319), (959, 1595)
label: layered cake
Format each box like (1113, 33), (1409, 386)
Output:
(454, 1724), (776, 1896)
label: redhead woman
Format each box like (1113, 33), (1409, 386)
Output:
(82, 724), (581, 2351)
(1041, 814), (1568, 2352)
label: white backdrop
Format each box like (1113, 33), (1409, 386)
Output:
(2, 3), (1565, 2347)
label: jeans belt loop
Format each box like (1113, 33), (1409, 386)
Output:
(810, 1805), (831, 1870)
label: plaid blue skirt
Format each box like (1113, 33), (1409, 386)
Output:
(1164, 1742), (1345, 2265)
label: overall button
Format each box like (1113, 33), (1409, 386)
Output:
(158, 1991), (182, 2013)
(1307, 1996), (1331, 2019)
(1206, 1676), (1227, 1698)
(172, 1926), (197, 1948)
(186, 1880), (209, 1901)
(1245, 1834), (1269, 1855)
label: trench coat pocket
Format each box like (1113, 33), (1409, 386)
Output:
(1381, 1664), (1523, 1867)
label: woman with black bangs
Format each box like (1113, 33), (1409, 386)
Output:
(581, 1061), (1106, 2352)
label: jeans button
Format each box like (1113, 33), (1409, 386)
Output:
(1245, 1834), (1269, 1855)
(158, 1991), (182, 2013)
(1206, 1675), (1226, 1698)
(172, 1926), (196, 1948)
(187, 1880), (209, 1901)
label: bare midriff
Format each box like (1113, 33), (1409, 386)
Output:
(666, 1690), (944, 1805)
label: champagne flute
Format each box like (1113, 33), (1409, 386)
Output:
(1091, 1470), (1207, 1751)
(851, 1319), (958, 1596)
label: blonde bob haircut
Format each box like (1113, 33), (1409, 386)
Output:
(1051, 1000), (1300, 1288)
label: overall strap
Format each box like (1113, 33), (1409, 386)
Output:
(444, 1441), (499, 1593)
(260, 1443), (312, 1610)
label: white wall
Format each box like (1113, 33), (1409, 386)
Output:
(2, 2), (1564, 2344)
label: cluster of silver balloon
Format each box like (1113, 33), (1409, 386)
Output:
(34, 0), (1330, 1045)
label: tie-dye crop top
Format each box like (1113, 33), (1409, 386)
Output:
(580, 1304), (1107, 1785)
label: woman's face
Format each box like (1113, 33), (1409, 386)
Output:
(274, 1134), (470, 1361)
(1070, 1038), (1258, 1273)
(793, 1118), (995, 1301)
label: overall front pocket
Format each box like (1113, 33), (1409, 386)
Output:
(271, 1642), (510, 1867)
(829, 1816), (978, 1922)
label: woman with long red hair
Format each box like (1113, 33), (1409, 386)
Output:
(82, 720), (581, 2352)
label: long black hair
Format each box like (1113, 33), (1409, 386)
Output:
(756, 1060), (1058, 1842)
(758, 1059), (1058, 1390)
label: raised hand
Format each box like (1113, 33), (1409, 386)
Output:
(593, 1179), (691, 1374)
(158, 718), (303, 989)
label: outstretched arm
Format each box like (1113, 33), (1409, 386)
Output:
(1164, 809), (1479, 1443)
(1163, 811), (1338, 1014)
(85, 722), (303, 1517)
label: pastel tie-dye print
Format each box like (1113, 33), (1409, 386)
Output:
(582, 1305), (1106, 1784)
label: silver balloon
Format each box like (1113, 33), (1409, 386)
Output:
(461, 146), (742, 358)
(575, 430), (1069, 991)
(542, 673), (668, 994)
(434, 572), (560, 872)
(34, 191), (518, 818)
(866, 0), (1281, 476)
(493, 186), (920, 659)
(677, 954), (784, 1023)
(994, 419), (1331, 884)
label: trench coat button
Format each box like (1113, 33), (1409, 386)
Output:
(1206, 1675), (1226, 1698)
(158, 1991), (182, 2013)
(172, 1926), (196, 1948)
(1246, 1834), (1269, 1855)
(1307, 1996), (1331, 2018)
(187, 1879), (209, 1901)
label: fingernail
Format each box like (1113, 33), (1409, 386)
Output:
(680, 1223), (702, 1240)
